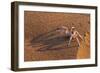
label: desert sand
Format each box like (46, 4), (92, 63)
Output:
(24, 11), (90, 61)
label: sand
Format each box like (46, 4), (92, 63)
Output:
(24, 11), (90, 61)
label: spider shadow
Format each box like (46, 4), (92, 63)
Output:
(30, 28), (78, 52)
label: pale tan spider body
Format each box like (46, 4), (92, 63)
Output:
(68, 27), (83, 47)
(57, 26), (83, 47)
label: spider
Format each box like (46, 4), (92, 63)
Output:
(56, 26), (83, 47)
